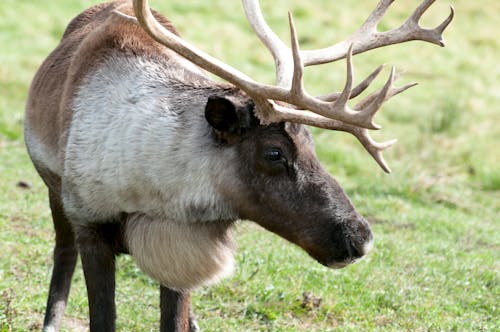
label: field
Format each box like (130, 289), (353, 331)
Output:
(0, 0), (498, 331)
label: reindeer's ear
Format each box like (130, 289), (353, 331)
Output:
(205, 96), (239, 133)
(205, 95), (256, 137)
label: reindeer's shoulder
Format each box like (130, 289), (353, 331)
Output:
(66, 1), (181, 72)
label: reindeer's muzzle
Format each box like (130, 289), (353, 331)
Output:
(311, 216), (374, 269)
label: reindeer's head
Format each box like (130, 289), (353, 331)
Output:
(204, 93), (373, 267)
(116, 0), (453, 268)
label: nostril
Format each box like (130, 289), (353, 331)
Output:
(345, 234), (373, 259)
(345, 238), (363, 259)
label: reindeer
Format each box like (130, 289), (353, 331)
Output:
(24, 0), (453, 331)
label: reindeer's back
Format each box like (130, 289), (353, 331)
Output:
(24, 0), (183, 178)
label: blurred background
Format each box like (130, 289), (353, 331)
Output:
(1, 0), (498, 330)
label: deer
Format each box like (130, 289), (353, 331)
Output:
(24, 0), (453, 331)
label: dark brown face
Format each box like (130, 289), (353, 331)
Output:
(205, 93), (373, 268)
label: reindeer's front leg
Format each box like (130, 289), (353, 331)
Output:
(42, 190), (78, 332)
(160, 286), (199, 332)
(76, 223), (119, 332)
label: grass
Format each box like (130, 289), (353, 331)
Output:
(1, 0), (499, 331)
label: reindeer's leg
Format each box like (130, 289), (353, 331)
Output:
(42, 190), (78, 332)
(76, 223), (120, 332)
(160, 286), (199, 332)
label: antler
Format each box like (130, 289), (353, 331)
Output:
(114, 0), (453, 172)
(244, 0), (454, 85)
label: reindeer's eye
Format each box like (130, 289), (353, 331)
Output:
(264, 148), (283, 162)
(258, 147), (290, 176)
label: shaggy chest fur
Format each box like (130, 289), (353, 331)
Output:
(125, 214), (235, 290)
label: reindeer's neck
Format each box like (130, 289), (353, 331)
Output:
(62, 55), (238, 223)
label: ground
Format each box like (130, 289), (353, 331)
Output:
(0, 0), (498, 331)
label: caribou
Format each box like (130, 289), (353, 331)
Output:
(24, 0), (453, 331)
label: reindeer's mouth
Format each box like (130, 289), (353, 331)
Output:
(327, 258), (361, 269)
(310, 252), (361, 269)
(315, 231), (374, 269)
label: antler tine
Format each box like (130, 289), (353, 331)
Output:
(354, 81), (418, 112)
(289, 12), (304, 99)
(361, 66), (396, 126)
(242, 0), (293, 88)
(112, 9), (140, 25)
(334, 45), (355, 108)
(404, 0), (455, 47)
(411, 0), (438, 22)
(318, 64), (385, 102)
(354, 129), (397, 173)
(358, 0), (395, 33)
(436, 6), (455, 36)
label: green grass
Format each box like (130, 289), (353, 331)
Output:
(1, 0), (499, 331)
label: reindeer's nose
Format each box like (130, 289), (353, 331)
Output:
(345, 237), (363, 259)
(327, 218), (373, 269)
